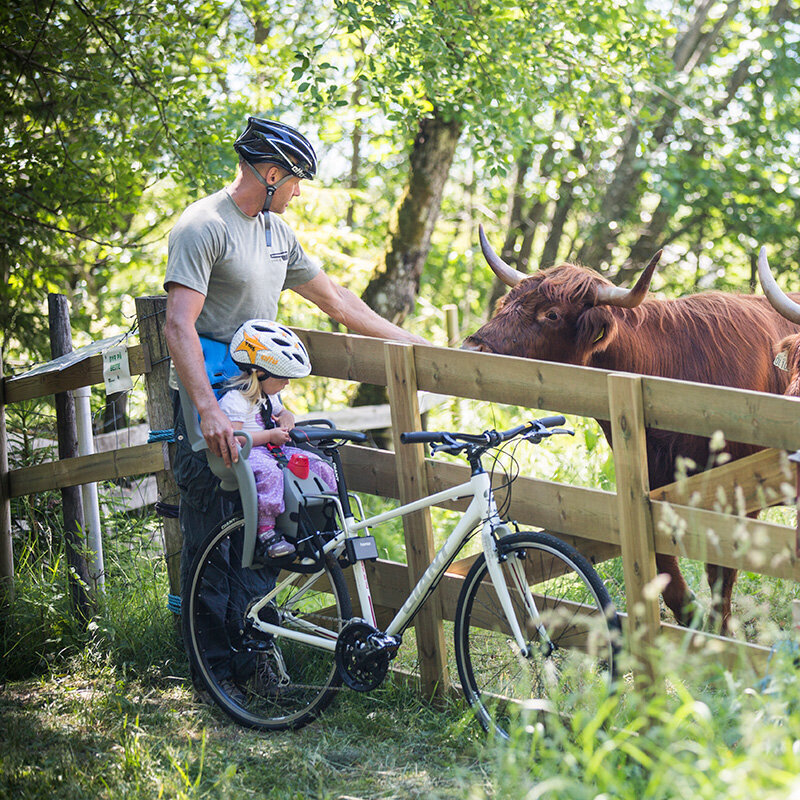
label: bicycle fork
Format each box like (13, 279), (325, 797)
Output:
(482, 513), (552, 660)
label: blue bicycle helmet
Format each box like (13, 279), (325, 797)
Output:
(234, 117), (317, 180)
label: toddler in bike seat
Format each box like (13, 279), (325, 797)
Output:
(219, 319), (336, 561)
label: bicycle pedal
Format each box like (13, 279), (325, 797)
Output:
(241, 635), (271, 652)
(368, 630), (402, 658)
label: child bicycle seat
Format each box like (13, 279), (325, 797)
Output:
(177, 376), (339, 571)
(274, 448), (339, 571)
(176, 376), (261, 569)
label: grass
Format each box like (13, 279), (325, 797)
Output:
(0, 651), (487, 799)
(6, 622), (800, 799)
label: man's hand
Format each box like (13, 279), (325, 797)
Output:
(200, 403), (239, 467)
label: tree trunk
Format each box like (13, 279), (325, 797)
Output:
(354, 111), (461, 411)
(487, 140), (556, 313)
(487, 150), (531, 310)
(361, 111), (462, 325)
(539, 185), (575, 269)
(345, 79), (365, 232)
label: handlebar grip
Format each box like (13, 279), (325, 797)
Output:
(538, 415), (566, 428)
(400, 431), (443, 444)
(291, 427), (367, 445)
(296, 417), (335, 429)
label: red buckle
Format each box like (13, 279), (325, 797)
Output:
(288, 453), (309, 479)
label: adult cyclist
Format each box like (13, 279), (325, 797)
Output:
(164, 116), (424, 699)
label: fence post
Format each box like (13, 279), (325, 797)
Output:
(385, 341), (449, 702)
(608, 373), (660, 686)
(48, 293), (95, 623)
(0, 352), (13, 604)
(134, 296), (182, 599)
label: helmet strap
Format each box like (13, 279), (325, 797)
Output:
(244, 160), (294, 213)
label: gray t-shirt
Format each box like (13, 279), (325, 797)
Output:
(164, 189), (320, 343)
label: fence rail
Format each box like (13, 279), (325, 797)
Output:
(2, 314), (799, 693)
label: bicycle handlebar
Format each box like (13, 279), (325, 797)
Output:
(399, 415), (567, 447)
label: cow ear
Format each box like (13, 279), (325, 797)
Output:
(576, 307), (617, 355)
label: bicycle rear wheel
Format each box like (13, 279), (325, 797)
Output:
(183, 513), (352, 730)
(454, 530), (621, 739)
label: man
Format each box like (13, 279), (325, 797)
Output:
(164, 117), (424, 695)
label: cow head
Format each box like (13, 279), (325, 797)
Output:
(462, 225), (662, 365)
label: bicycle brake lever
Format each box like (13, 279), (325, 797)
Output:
(431, 434), (462, 455)
(525, 426), (574, 441)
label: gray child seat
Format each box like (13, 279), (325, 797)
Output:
(176, 378), (336, 569)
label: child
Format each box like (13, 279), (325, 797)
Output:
(219, 319), (337, 560)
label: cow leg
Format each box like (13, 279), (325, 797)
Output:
(655, 553), (702, 628)
(706, 564), (737, 635)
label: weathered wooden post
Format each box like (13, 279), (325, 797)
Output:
(608, 373), (660, 687)
(0, 351), (13, 604)
(48, 293), (95, 623)
(385, 341), (449, 702)
(134, 296), (182, 598)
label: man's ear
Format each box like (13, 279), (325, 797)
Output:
(265, 165), (281, 185)
(575, 307), (617, 356)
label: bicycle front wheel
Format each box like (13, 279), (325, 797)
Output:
(183, 513), (352, 731)
(454, 531), (621, 739)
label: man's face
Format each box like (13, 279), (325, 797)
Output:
(267, 167), (302, 214)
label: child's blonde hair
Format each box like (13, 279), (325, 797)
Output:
(224, 370), (263, 406)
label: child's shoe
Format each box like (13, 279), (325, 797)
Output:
(256, 527), (296, 560)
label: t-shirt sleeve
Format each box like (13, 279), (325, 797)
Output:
(218, 391), (253, 426)
(164, 211), (224, 295)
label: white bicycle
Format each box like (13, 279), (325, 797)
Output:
(182, 414), (621, 738)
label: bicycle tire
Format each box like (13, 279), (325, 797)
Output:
(183, 513), (352, 730)
(454, 530), (621, 739)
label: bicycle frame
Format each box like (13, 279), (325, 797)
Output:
(245, 469), (540, 658)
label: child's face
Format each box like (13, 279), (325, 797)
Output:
(261, 375), (289, 395)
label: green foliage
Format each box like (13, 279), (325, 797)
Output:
(0, 0), (239, 362)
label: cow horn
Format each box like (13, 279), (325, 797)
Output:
(757, 246), (800, 324)
(479, 224), (527, 287)
(595, 250), (662, 308)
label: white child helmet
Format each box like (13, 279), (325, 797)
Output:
(229, 319), (312, 378)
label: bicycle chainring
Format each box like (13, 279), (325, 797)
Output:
(335, 619), (397, 692)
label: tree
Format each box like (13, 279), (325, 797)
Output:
(571, 0), (799, 286)
(0, 0), (237, 363)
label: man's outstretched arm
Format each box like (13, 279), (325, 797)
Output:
(293, 271), (428, 345)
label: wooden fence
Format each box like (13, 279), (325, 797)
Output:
(2, 300), (800, 699)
